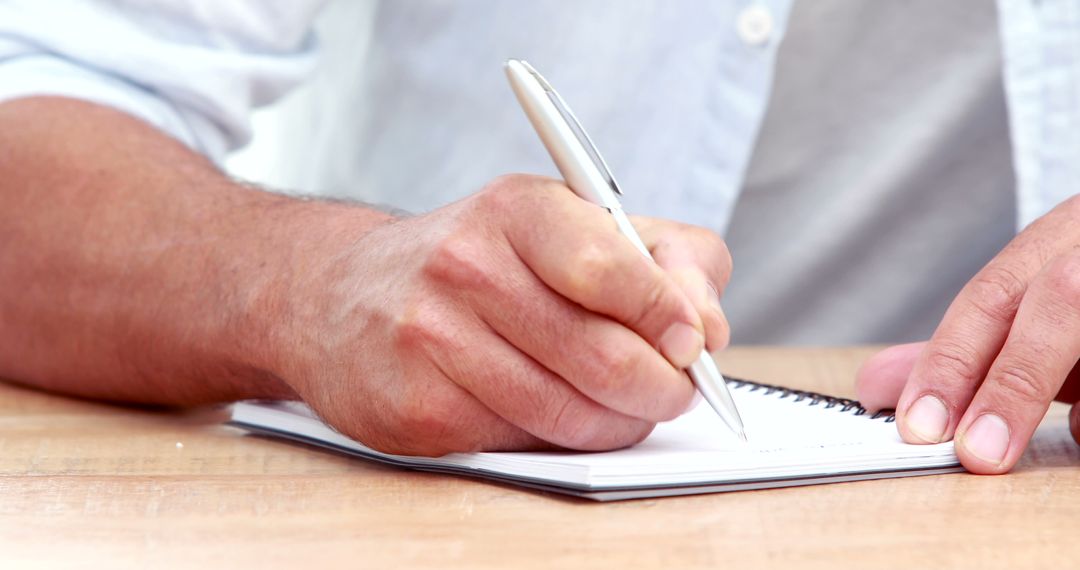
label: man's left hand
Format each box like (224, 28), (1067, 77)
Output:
(856, 195), (1080, 474)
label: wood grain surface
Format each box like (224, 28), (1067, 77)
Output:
(2, 347), (1077, 569)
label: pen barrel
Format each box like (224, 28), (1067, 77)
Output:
(613, 209), (743, 437)
(611, 208), (652, 258)
(504, 60), (623, 212)
(688, 353), (745, 437)
(505, 59), (746, 440)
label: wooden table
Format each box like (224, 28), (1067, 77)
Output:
(2, 347), (1077, 569)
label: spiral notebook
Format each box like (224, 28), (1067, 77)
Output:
(230, 378), (962, 501)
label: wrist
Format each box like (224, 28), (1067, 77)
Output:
(220, 189), (397, 399)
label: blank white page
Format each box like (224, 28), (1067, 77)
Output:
(230, 379), (960, 493)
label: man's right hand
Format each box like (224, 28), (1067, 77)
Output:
(269, 174), (732, 455)
(0, 98), (731, 458)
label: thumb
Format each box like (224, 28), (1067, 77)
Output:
(855, 341), (927, 412)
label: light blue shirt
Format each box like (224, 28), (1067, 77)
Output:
(0, 0), (1077, 344)
(997, 0), (1080, 225)
(1, 1), (1075, 230)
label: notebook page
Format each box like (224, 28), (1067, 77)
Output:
(488, 381), (957, 486)
(231, 380), (958, 490)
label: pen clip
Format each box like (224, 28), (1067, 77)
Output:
(519, 61), (623, 196)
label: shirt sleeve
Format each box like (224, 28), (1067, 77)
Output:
(995, 0), (1080, 228)
(0, 0), (326, 161)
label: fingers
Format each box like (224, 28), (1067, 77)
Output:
(438, 323), (656, 451)
(495, 180), (705, 369)
(895, 263), (1028, 445)
(419, 219), (696, 421)
(386, 382), (549, 456)
(633, 215), (733, 351)
(452, 244), (696, 422)
(895, 207), (1075, 446)
(950, 253), (1080, 473)
(382, 295), (657, 455)
(390, 288), (656, 449)
(854, 342), (925, 412)
(331, 364), (548, 457)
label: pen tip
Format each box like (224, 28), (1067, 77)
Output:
(738, 430), (748, 443)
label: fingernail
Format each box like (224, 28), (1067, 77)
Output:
(905, 394), (949, 443)
(961, 413), (1010, 465)
(659, 323), (704, 368)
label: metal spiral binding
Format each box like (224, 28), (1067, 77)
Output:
(727, 377), (896, 423)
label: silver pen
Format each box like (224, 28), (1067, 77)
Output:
(504, 59), (748, 441)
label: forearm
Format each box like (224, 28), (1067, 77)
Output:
(0, 97), (392, 404)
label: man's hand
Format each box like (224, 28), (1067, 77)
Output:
(272, 175), (732, 455)
(0, 97), (732, 458)
(857, 196), (1080, 474)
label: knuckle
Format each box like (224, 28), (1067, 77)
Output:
(480, 173), (527, 195)
(589, 343), (641, 394)
(631, 274), (678, 329)
(685, 224), (716, 241)
(475, 173), (547, 213)
(993, 362), (1054, 406)
(965, 265), (1027, 323)
(1042, 253), (1080, 307)
(565, 241), (618, 297)
(390, 311), (429, 353)
(690, 225), (727, 256)
(924, 341), (984, 384)
(474, 176), (520, 214)
(684, 226), (733, 285)
(422, 235), (494, 289)
(390, 305), (452, 356)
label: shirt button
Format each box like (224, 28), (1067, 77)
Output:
(736, 5), (774, 47)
